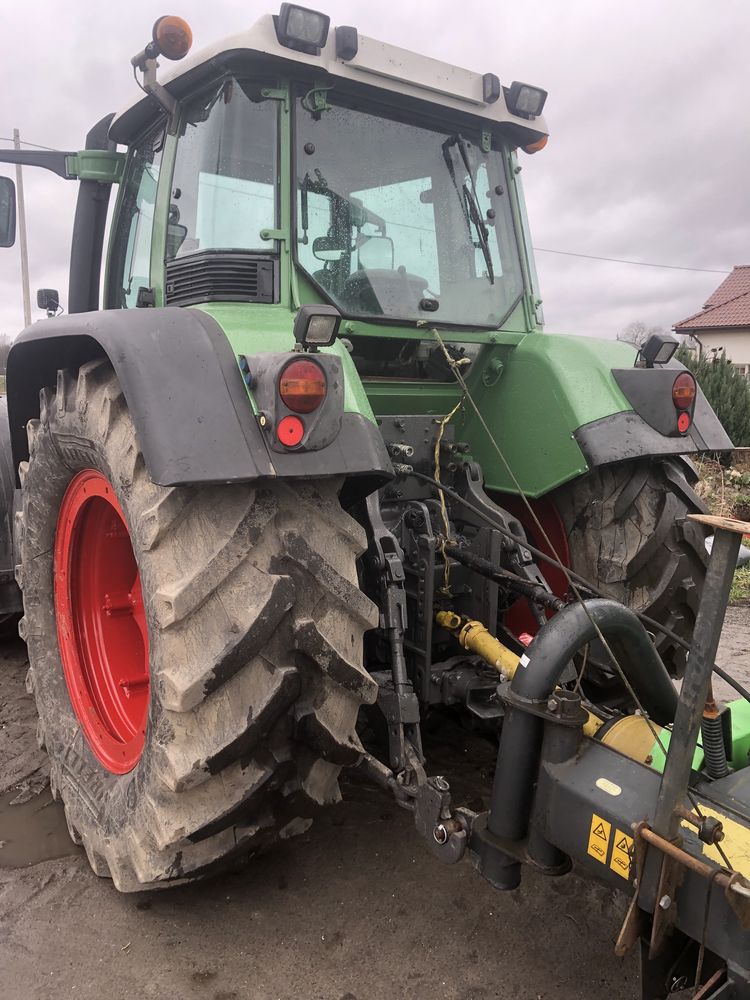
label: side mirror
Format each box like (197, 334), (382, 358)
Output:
(0, 177), (16, 248)
(312, 235), (350, 262)
(37, 288), (60, 316)
(358, 235), (395, 271)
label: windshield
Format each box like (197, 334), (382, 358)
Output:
(295, 92), (524, 328)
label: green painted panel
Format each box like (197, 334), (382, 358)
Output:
(459, 333), (638, 495)
(66, 150), (125, 184)
(195, 303), (376, 423)
(362, 330), (640, 497)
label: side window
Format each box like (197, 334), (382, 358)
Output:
(167, 78), (277, 260)
(108, 126), (164, 308)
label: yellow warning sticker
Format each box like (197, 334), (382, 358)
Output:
(610, 830), (634, 880)
(587, 813), (611, 864)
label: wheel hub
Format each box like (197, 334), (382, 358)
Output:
(54, 469), (149, 774)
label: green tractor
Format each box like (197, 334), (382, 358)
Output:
(3, 8), (749, 997)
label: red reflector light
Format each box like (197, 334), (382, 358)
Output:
(677, 412), (691, 434)
(277, 415), (305, 447)
(279, 359), (327, 414)
(672, 372), (696, 410)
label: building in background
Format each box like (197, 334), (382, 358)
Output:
(674, 265), (750, 376)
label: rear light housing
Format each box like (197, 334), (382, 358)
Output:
(279, 359), (327, 414)
(240, 349), (344, 454)
(672, 372), (696, 410)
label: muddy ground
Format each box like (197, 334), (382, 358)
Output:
(1, 608), (749, 1000)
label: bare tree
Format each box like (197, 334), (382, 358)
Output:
(617, 320), (668, 347)
(0, 336), (11, 373)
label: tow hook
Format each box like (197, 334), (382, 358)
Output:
(413, 775), (475, 865)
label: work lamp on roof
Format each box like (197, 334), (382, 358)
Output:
(276, 4), (330, 53)
(506, 81), (548, 119)
(641, 333), (678, 368)
(293, 304), (341, 351)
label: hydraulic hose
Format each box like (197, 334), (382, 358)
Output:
(488, 599), (679, 844)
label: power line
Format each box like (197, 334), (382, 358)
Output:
(0, 136), (60, 152)
(0, 152), (734, 279)
(533, 246), (731, 274)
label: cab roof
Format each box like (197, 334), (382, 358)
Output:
(110, 11), (548, 145)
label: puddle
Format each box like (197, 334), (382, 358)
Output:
(0, 787), (79, 868)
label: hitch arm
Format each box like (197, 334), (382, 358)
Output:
(365, 493), (423, 773)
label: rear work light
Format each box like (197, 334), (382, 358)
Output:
(672, 372), (697, 410)
(506, 81), (548, 119)
(279, 359), (327, 413)
(275, 4), (330, 53)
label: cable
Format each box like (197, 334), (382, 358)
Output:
(0, 136), (60, 152)
(433, 329), (735, 867)
(430, 334), (683, 782)
(411, 469), (750, 707)
(533, 247), (731, 275)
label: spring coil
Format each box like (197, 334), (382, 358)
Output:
(701, 714), (730, 779)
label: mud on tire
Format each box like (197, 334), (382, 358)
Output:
(553, 457), (709, 679)
(17, 359), (378, 891)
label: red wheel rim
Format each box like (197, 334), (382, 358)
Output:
(54, 470), (150, 774)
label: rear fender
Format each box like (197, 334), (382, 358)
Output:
(6, 307), (392, 495)
(465, 333), (731, 497)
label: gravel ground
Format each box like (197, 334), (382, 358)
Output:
(1, 606), (749, 1000)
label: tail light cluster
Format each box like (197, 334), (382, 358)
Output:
(240, 347), (343, 454)
(279, 359), (327, 413)
(672, 372), (696, 434)
(276, 358), (327, 447)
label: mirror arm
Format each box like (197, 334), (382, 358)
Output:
(0, 149), (75, 180)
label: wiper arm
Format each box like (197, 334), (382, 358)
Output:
(462, 182), (494, 285)
(442, 134), (494, 285)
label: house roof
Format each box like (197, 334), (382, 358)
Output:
(675, 265), (750, 331)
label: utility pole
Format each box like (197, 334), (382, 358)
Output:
(13, 129), (31, 327)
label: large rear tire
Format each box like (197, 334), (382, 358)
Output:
(552, 457), (709, 678)
(18, 359), (378, 891)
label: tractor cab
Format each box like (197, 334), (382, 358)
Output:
(103, 6), (549, 380)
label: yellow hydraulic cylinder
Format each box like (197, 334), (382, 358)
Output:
(436, 611), (520, 678)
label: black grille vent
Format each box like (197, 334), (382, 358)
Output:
(165, 251), (276, 307)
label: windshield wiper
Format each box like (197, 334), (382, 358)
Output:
(442, 135), (495, 285)
(462, 182), (494, 285)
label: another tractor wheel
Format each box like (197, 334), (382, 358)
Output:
(552, 457), (709, 678)
(17, 359), (378, 891)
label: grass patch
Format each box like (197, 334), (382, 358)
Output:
(730, 566), (750, 604)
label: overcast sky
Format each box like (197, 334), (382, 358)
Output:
(0, 0), (747, 339)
